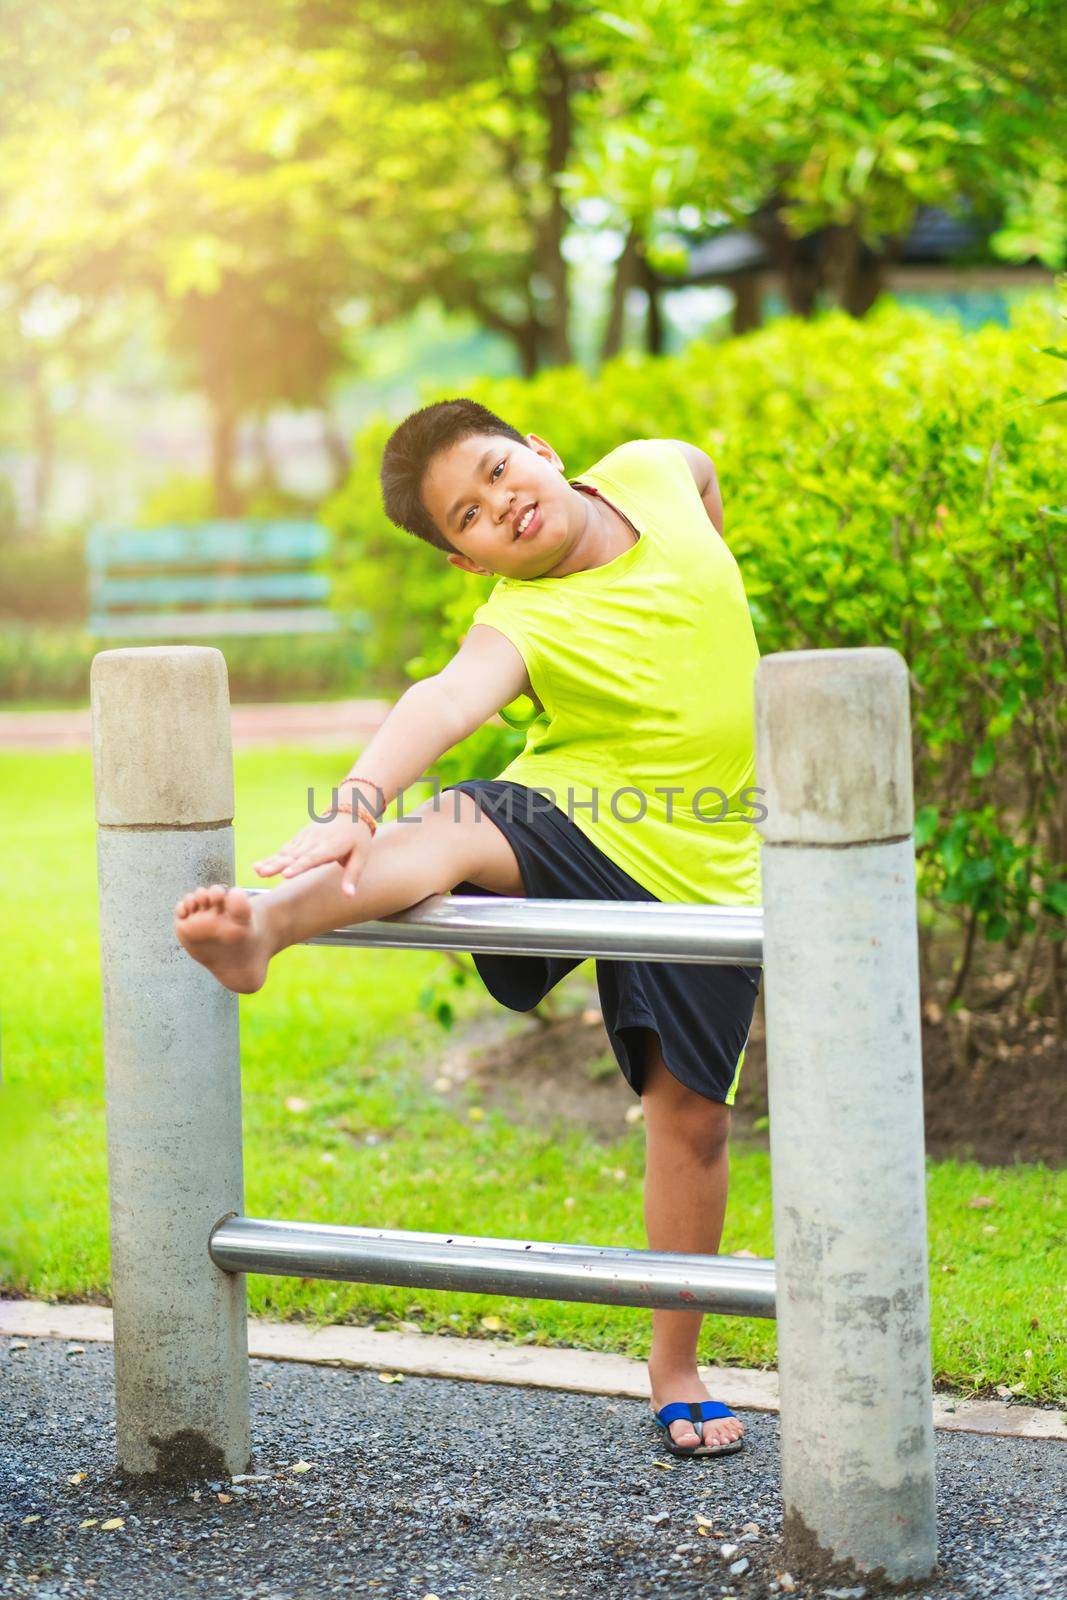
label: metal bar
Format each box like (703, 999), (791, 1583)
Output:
(209, 1217), (777, 1319)
(242, 889), (764, 966)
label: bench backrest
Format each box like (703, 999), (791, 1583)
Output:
(87, 520), (355, 637)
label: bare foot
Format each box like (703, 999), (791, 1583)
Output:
(648, 1366), (745, 1452)
(173, 883), (272, 994)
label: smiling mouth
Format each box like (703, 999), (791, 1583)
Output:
(513, 503), (538, 539)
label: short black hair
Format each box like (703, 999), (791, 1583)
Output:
(380, 397), (526, 553)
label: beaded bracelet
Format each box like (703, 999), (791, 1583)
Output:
(335, 773), (384, 835)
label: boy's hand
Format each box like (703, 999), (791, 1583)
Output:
(252, 815), (375, 898)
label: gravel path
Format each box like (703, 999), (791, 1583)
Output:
(2, 1338), (1064, 1600)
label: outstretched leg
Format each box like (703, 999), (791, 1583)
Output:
(173, 790), (524, 993)
(641, 1029), (744, 1452)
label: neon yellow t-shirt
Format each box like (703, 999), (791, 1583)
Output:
(467, 438), (762, 907)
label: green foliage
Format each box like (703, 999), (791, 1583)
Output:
(134, 473), (318, 529)
(131, 475), (219, 528)
(0, 621), (372, 704)
(581, 0), (1067, 282)
(0, 529), (87, 624)
(335, 297), (1066, 999)
(324, 416), (470, 695)
(2, 470), (369, 700)
(5, 0), (1064, 485)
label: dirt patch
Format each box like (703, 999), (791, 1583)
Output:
(423, 979), (641, 1146)
(733, 1001), (1066, 1168)
(424, 954), (1065, 1168)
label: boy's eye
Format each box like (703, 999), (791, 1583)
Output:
(461, 460), (506, 528)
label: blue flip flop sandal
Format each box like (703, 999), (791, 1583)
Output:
(649, 1398), (744, 1458)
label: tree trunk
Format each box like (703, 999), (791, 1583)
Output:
(211, 405), (242, 516)
(731, 273), (763, 333)
(841, 249), (885, 316)
(644, 258), (664, 355)
(322, 413), (351, 489)
(782, 251), (821, 317)
(820, 224), (861, 309)
(537, 36), (573, 365)
(514, 319), (541, 378)
(253, 414), (278, 497)
(29, 362), (55, 532)
(820, 223), (886, 317)
(601, 224), (641, 362)
(750, 204), (821, 316)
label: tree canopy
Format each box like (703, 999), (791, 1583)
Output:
(2, 0), (1063, 514)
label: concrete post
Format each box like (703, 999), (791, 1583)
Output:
(754, 647), (937, 1586)
(91, 646), (250, 1478)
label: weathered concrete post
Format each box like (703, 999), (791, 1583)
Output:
(755, 647), (937, 1586)
(91, 646), (250, 1477)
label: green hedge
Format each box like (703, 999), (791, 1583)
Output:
(327, 296), (1066, 1015)
(0, 622), (371, 704)
(0, 529), (87, 625)
(0, 478), (373, 702)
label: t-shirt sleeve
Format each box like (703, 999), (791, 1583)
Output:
(470, 592), (543, 684)
(584, 437), (695, 509)
(468, 593), (547, 731)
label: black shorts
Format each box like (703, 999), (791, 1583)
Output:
(443, 779), (762, 1106)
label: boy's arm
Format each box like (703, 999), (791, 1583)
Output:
(338, 624), (533, 817)
(665, 439), (724, 538)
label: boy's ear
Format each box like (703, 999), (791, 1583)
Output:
(446, 552), (493, 577)
(524, 432), (565, 472)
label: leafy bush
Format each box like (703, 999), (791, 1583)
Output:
(0, 474), (367, 698)
(0, 623), (371, 704)
(331, 295), (1066, 1018)
(0, 529), (87, 624)
(135, 474), (317, 528)
(324, 415), (471, 697)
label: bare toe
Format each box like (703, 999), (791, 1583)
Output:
(225, 887), (252, 922)
(650, 1379), (744, 1455)
(173, 883), (268, 994)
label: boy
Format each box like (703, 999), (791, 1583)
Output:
(174, 398), (763, 1460)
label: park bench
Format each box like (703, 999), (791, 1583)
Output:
(86, 519), (366, 639)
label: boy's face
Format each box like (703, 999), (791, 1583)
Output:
(421, 431), (580, 579)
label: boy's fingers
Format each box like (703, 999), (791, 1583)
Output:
(282, 851), (329, 876)
(259, 845), (300, 869)
(254, 853), (282, 868)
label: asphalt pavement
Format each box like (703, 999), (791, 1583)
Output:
(2, 1338), (1064, 1600)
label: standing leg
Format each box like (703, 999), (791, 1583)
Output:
(641, 1028), (744, 1451)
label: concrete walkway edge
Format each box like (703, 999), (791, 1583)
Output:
(3, 1298), (1063, 1442)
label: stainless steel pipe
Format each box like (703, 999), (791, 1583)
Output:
(209, 1216), (777, 1319)
(96, 644), (936, 1589)
(243, 888), (763, 965)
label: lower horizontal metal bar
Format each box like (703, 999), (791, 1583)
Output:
(208, 1217), (777, 1319)
(242, 889), (764, 965)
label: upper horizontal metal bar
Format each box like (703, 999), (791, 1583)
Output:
(243, 889), (763, 965)
(208, 1216), (777, 1318)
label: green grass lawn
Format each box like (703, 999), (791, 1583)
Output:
(1, 748), (1064, 1405)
